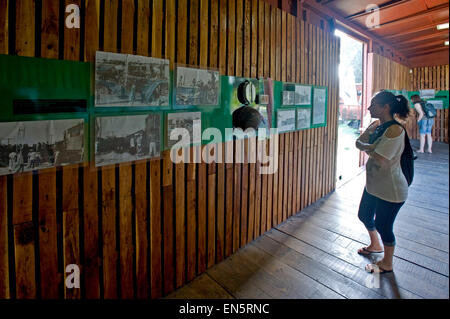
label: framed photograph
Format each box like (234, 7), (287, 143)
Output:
(277, 109), (296, 133)
(295, 85), (312, 105)
(0, 119), (85, 176)
(166, 112), (202, 148)
(176, 66), (220, 106)
(94, 114), (161, 167)
(427, 99), (444, 109)
(297, 108), (311, 130)
(95, 51), (170, 107)
(312, 87), (327, 126)
(282, 91), (295, 106)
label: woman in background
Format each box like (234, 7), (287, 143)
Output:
(411, 94), (433, 153)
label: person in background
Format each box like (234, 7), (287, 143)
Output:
(355, 91), (410, 274)
(411, 94), (433, 153)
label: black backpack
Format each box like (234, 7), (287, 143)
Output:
(369, 120), (414, 186)
(420, 101), (437, 119)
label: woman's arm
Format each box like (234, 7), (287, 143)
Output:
(414, 103), (424, 121)
(355, 120), (379, 152)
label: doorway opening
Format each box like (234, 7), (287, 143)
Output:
(335, 30), (365, 188)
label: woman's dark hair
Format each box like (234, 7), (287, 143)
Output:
(232, 106), (262, 131)
(410, 94), (422, 104)
(373, 90), (410, 119)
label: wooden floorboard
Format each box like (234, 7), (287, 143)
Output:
(166, 141), (449, 299)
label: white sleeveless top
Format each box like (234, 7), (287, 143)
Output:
(365, 129), (408, 203)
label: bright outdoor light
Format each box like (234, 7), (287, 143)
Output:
(445, 41), (449, 46)
(437, 23), (449, 30)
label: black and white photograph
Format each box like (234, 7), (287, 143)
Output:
(282, 90), (295, 105)
(313, 87), (327, 125)
(176, 67), (220, 106)
(0, 119), (85, 176)
(166, 112), (202, 148)
(277, 109), (296, 133)
(295, 85), (312, 105)
(95, 51), (170, 107)
(297, 108), (311, 130)
(94, 114), (161, 167)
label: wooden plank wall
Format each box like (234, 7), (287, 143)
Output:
(409, 65), (449, 143)
(0, 0), (340, 299)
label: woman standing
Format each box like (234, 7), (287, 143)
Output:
(355, 91), (410, 274)
(411, 94), (434, 153)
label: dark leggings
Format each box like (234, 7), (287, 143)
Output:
(358, 188), (404, 247)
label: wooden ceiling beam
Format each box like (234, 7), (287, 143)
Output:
(383, 18), (449, 40)
(393, 29), (449, 46)
(301, 0), (407, 61)
(397, 38), (449, 50)
(406, 47), (449, 57)
(370, 3), (449, 30)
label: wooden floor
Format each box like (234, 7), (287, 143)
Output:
(166, 141), (449, 299)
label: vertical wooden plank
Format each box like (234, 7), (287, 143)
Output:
(0, 0), (8, 54)
(174, 158), (185, 288)
(277, 135), (284, 225)
(216, 143), (225, 263)
(197, 156), (207, 274)
(41, 0), (59, 59)
(101, 167), (117, 299)
(84, 0), (100, 62)
(281, 11), (286, 82)
(118, 164), (133, 299)
(199, 0), (208, 67)
(276, 9), (281, 81)
(103, 0), (118, 52)
(271, 136), (279, 227)
(188, 0), (199, 65)
(14, 221), (36, 299)
(186, 148), (197, 281)
(38, 169), (58, 299)
(296, 130), (302, 211)
(227, 0), (235, 75)
(137, 0), (150, 56)
(150, 160), (162, 298)
(177, 0), (188, 63)
(286, 14), (291, 82)
(83, 166), (99, 299)
(283, 133), (289, 221)
(224, 141), (234, 257)
(254, 138), (262, 237)
(240, 140), (249, 248)
(64, 0), (81, 60)
(292, 132), (298, 215)
(15, 0), (35, 56)
(152, 0), (163, 58)
(63, 166), (80, 299)
(270, 5), (276, 79)
(209, 0), (218, 69)
(0, 176), (9, 299)
(243, 0), (251, 77)
(257, 0), (264, 78)
(135, 162), (148, 298)
(264, 2), (270, 78)
(232, 139), (242, 253)
(207, 170), (216, 268)
(235, 0), (243, 76)
(250, 0), (257, 78)
(247, 138), (256, 242)
(120, 0), (135, 54)
(260, 151), (268, 232)
(163, 181), (175, 295)
(265, 136), (273, 230)
(219, 0), (227, 74)
(13, 173), (35, 299)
